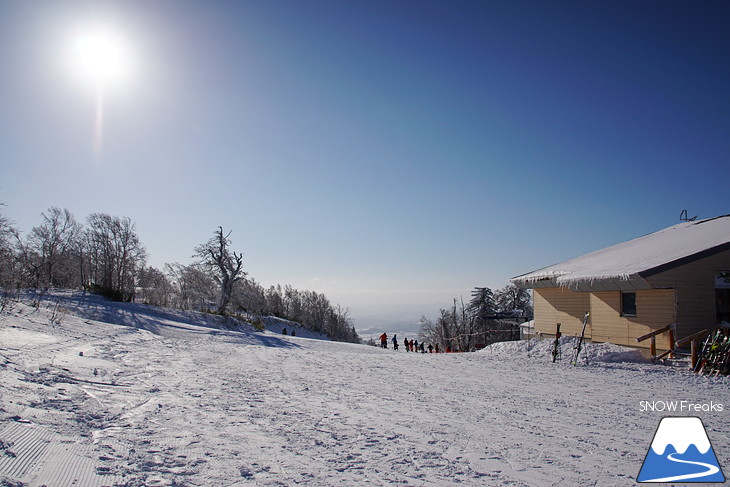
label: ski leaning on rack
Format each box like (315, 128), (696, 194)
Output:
(571, 312), (590, 366)
(694, 331), (717, 373)
(552, 323), (562, 362)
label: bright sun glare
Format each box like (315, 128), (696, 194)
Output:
(72, 25), (131, 89)
(68, 23), (133, 158)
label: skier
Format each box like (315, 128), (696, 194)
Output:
(282, 328), (287, 335)
(393, 334), (399, 350)
(428, 343), (433, 353)
(404, 337), (410, 352)
(409, 339), (415, 352)
(380, 332), (388, 349)
(414, 340), (419, 353)
(435, 343), (440, 353)
(419, 342), (425, 353)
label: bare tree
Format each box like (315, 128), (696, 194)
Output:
(231, 277), (267, 315)
(419, 308), (457, 351)
(85, 213), (146, 301)
(194, 227), (246, 314)
(265, 285), (285, 317)
(0, 201), (19, 287)
(419, 286), (525, 352)
(165, 262), (216, 310)
(137, 266), (174, 306)
(26, 207), (81, 288)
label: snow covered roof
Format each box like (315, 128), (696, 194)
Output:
(512, 215), (730, 292)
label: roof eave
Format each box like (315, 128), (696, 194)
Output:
(512, 274), (651, 292)
(639, 241), (730, 279)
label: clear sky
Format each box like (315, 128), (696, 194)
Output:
(1, 1), (728, 329)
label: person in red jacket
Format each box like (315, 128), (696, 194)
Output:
(379, 332), (388, 349)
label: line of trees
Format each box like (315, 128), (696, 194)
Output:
(418, 285), (532, 352)
(0, 205), (359, 343)
(3, 207), (145, 301)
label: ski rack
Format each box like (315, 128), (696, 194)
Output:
(688, 327), (730, 375)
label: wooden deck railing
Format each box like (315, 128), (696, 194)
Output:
(636, 323), (675, 360)
(636, 324), (715, 367)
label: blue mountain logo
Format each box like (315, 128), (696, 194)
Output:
(638, 417), (725, 483)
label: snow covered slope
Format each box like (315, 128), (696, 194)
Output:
(1, 292), (729, 486)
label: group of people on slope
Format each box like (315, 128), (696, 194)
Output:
(378, 333), (439, 353)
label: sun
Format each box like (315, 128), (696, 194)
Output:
(67, 23), (134, 158)
(72, 25), (131, 89)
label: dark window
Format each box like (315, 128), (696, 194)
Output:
(717, 289), (730, 324)
(621, 292), (637, 316)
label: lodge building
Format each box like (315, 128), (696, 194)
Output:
(511, 215), (730, 350)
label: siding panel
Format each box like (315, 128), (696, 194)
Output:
(646, 247), (730, 338)
(535, 288), (676, 349)
(590, 290), (675, 349)
(534, 288), (589, 338)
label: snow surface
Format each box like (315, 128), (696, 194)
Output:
(1, 291), (729, 486)
(512, 214), (730, 287)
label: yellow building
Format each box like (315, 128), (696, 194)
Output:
(511, 215), (730, 350)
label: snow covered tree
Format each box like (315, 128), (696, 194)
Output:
(469, 287), (496, 320)
(418, 315), (444, 348)
(419, 286), (525, 352)
(265, 285), (285, 317)
(454, 297), (477, 352)
(494, 284), (533, 319)
(283, 285), (303, 323)
(26, 207), (82, 288)
(194, 227), (246, 314)
(419, 308), (459, 351)
(231, 277), (267, 315)
(137, 266), (175, 306)
(85, 213), (146, 301)
(326, 304), (359, 343)
(165, 262), (216, 311)
(0, 202), (19, 287)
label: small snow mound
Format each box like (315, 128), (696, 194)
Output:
(483, 339), (539, 356)
(481, 337), (648, 364)
(583, 342), (647, 363)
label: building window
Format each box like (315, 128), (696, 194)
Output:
(621, 292), (637, 317)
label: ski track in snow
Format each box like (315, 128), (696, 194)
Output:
(0, 292), (729, 486)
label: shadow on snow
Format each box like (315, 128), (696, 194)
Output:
(29, 290), (301, 350)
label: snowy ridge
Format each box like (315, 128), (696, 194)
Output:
(650, 417), (712, 455)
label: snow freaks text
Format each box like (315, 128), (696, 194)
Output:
(639, 401), (724, 413)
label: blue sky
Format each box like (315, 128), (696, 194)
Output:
(1, 1), (728, 328)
